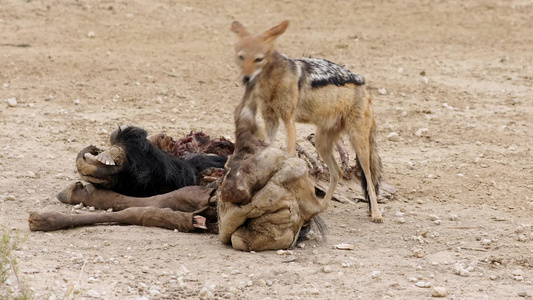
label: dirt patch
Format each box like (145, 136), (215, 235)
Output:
(1, 0), (532, 299)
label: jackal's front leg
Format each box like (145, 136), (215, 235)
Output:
(261, 105), (280, 146)
(284, 118), (297, 155)
(264, 117), (280, 146)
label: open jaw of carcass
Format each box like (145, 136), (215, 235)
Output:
(75, 145), (128, 189)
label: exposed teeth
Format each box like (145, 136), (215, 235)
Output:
(203, 176), (219, 182)
(85, 152), (116, 166)
(95, 152), (115, 166)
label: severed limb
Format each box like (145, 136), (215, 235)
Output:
(57, 181), (215, 212)
(29, 182), (219, 232)
(305, 134), (353, 178)
(28, 206), (217, 233)
(335, 138), (352, 177)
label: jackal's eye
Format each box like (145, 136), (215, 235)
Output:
(238, 55), (244, 61)
(254, 57), (263, 63)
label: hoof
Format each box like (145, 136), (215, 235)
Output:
(28, 211), (66, 231)
(57, 181), (85, 204)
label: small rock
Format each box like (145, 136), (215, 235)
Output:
(512, 269), (523, 276)
(276, 249), (293, 255)
(415, 281), (431, 288)
(422, 77), (429, 84)
(5, 195), (16, 201)
(432, 287), (447, 297)
(74, 99), (80, 105)
(429, 214), (439, 221)
(371, 270), (381, 279)
(460, 269), (470, 277)
(86, 290), (100, 298)
(198, 287), (214, 300)
(481, 239), (491, 246)
(177, 277), (186, 288)
(412, 247), (425, 258)
(334, 243), (355, 250)
(449, 214), (459, 221)
(148, 288), (160, 296)
(419, 227), (429, 237)
(517, 234), (527, 242)
(378, 88), (388, 95)
(415, 128), (429, 137)
(6, 98), (17, 107)
(87, 31), (96, 38)
(256, 279), (267, 287)
(408, 277), (418, 282)
(453, 263), (464, 275)
(396, 217), (406, 224)
(54, 173), (68, 179)
(434, 220), (442, 225)
(518, 291), (528, 297)
(179, 265), (189, 274)
(323, 266), (333, 273)
(387, 132), (400, 142)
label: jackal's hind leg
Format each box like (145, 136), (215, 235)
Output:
(349, 134), (383, 223)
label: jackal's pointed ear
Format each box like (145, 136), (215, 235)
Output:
(231, 21), (249, 38)
(261, 20), (289, 43)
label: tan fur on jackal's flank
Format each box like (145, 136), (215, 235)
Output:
(231, 21), (383, 223)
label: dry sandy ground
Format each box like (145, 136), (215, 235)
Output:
(1, 0), (532, 299)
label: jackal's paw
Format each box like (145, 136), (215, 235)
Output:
(371, 215), (384, 223)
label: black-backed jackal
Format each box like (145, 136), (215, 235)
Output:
(231, 20), (383, 222)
